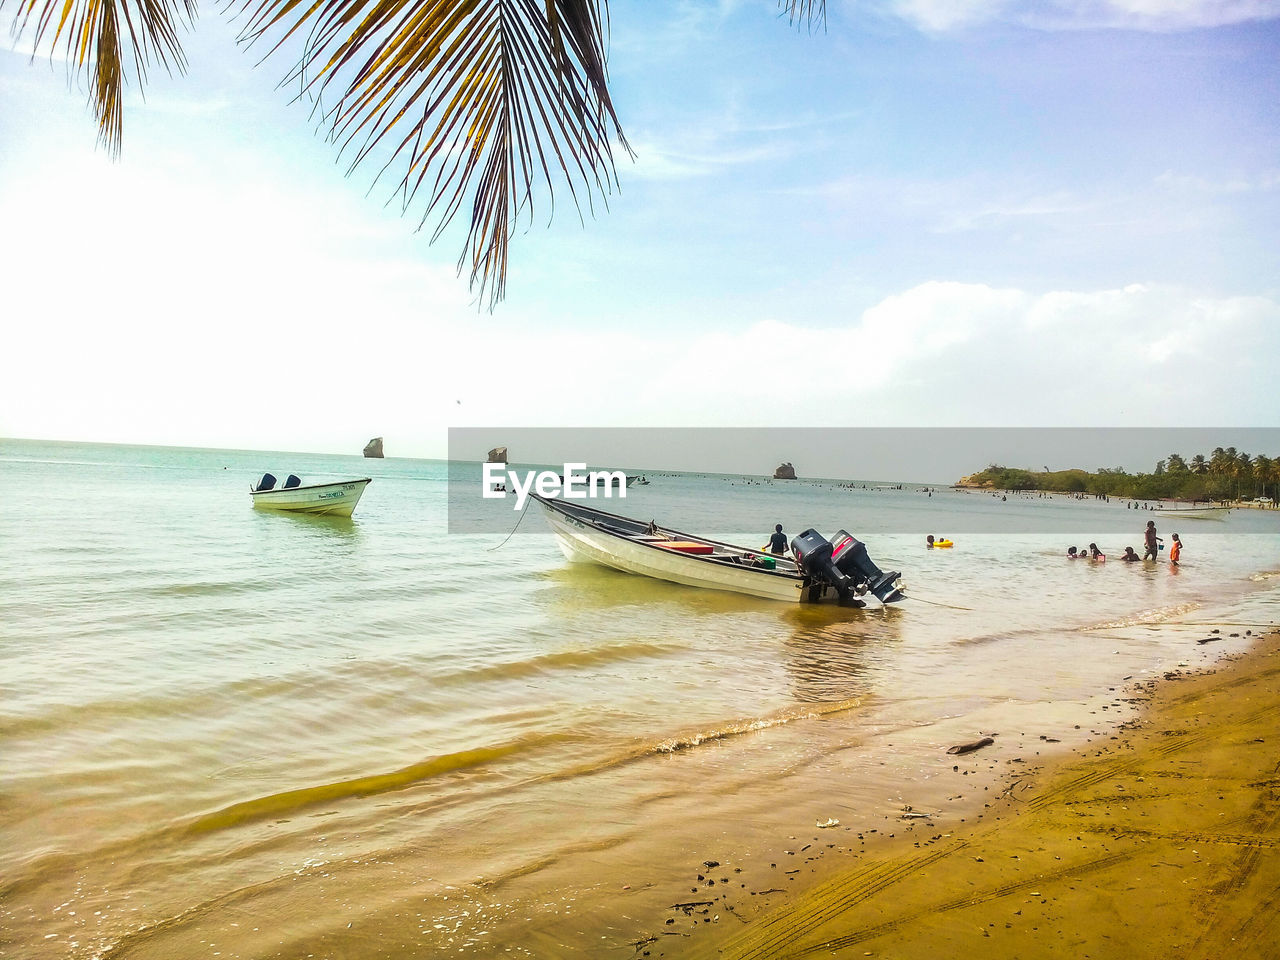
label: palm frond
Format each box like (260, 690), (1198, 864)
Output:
(7, 0), (195, 154)
(7, 0), (826, 306)
(782, 0), (824, 24)
(233, 0), (628, 308)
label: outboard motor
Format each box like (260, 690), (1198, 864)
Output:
(791, 529), (860, 604)
(255, 473), (277, 493)
(283, 474), (302, 489)
(831, 530), (904, 604)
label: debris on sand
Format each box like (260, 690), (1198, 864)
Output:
(947, 737), (995, 755)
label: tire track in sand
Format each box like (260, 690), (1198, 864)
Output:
(713, 840), (968, 960)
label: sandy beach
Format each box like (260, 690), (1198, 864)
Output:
(673, 624), (1280, 960)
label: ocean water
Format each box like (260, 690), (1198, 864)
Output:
(2, 439), (1278, 959)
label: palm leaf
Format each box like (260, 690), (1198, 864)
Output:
(6, 0), (826, 306)
(233, 0), (629, 307)
(7, 0), (195, 154)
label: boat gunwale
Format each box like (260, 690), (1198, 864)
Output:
(250, 478), (373, 497)
(533, 494), (805, 582)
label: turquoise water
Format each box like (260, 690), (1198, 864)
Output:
(2, 438), (1278, 959)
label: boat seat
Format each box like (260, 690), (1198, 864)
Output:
(255, 473), (277, 492)
(283, 475), (302, 489)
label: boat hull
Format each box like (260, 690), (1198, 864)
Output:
(542, 504), (808, 602)
(251, 479), (371, 517)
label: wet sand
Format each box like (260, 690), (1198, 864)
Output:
(677, 625), (1280, 960)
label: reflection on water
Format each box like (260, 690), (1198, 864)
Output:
(535, 560), (785, 614)
(251, 509), (362, 539)
(782, 606), (903, 703)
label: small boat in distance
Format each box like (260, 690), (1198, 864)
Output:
(532, 494), (904, 606)
(1154, 505), (1231, 521)
(250, 474), (371, 517)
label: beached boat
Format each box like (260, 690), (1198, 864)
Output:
(1154, 505), (1232, 521)
(532, 494), (904, 605)
(250, 474), (371, 517)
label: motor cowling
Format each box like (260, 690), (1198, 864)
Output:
(831, 529), (903, 603)
(791, 529), (858, 603)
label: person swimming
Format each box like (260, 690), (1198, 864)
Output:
(1088, 543), (1105, 561)
(1120, 547), (1140, 562)
(1067, 546), (1079, 558)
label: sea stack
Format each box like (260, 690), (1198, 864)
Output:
(774, 462), (796, 480)
(487, 446), (508, 464)
(363, 437), (384, 458)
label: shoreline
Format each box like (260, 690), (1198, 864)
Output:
(681, 621), (1280, 959)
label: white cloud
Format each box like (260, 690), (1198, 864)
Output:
(1036, 0), (1280, 30)
(887, 0), (1010, 32)
(410, 281), (1280, 434)
(883, 0), (1280, 31)
(5, 206), (1276, 450)
(1155, 170), (1280, 196)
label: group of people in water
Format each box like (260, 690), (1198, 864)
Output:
(768, 521), (1184, 568)
(1068, 521), (1182, 565)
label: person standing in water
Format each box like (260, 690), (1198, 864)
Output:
(1169, 533), (1182, 565)
(1143, 520), (1162, 560)
(767, 524), (788, 556)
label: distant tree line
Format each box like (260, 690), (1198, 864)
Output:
(967, 447), (1279, 502)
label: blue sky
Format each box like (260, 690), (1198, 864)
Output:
(1, 0), (1277, 459)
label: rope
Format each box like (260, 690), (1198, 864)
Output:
(488, 495), (534, 551)
(906, 595), (974, 611)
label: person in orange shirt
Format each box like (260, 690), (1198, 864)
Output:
(1169, 533), (1182, 565)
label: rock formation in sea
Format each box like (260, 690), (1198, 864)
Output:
(773, 462), (796, 480)
(487, 446), (508, 464)
(363, 437), (384, 458)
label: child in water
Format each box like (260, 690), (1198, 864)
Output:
(1169, 533), (1182, 565)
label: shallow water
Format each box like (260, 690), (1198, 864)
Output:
(2, 439), (1278, 958)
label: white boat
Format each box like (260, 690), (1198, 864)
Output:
(250, 473), (371, 517)
(532, 494), (904, 606)
(1153, 505), (1232, 521)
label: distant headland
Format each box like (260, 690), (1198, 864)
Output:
(957, 446), (1277, 503)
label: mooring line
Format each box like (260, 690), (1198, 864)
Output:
(489, 496), (534, 551)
